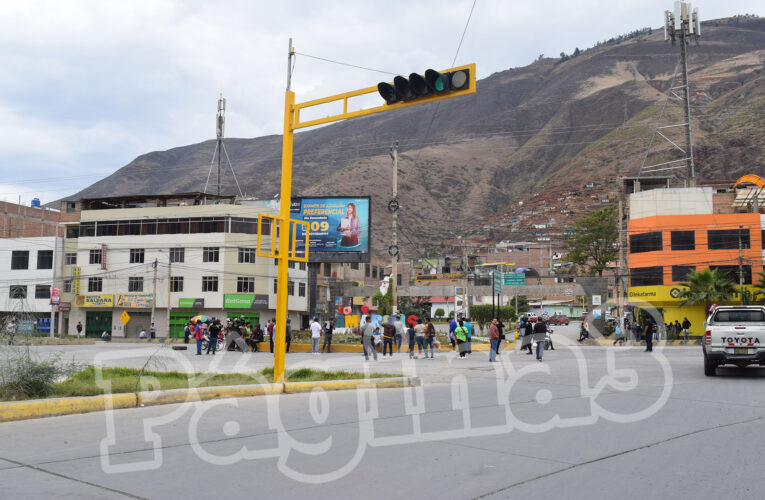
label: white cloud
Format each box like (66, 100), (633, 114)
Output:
(0, 0), (761, 203)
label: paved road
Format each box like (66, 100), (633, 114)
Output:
(2, 341), (764, 499)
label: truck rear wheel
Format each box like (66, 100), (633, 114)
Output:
(704, 355), (717, 376)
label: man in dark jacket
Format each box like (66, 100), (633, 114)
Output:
(523, 319), (534, 354)
(533, 319), (547, 361)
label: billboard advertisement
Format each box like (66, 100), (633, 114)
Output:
(291, 197), (370, 262)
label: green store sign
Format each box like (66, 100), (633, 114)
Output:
(178, 298), (205, 308)
(224, 294), (269, 309)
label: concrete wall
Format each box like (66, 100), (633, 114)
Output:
(629, 187), (714, 220)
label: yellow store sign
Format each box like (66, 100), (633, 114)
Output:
(74, 294), (114, 308)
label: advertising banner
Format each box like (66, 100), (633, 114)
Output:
(72, 266), (81, 295)
(74, 294), (114, 308)
(178, 298), (205, 308)
(224, 294), (269, 309)
(50, 287), (61, 305)
(291, 197), (370, 254)
(116, 294), (154, 309)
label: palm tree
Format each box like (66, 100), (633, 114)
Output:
(679, 268), (737, 312)
(752, 271), (765, 304)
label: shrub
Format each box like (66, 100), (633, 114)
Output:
(0, 349), (80, 400)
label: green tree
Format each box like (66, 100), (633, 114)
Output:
(679, 268), (737, 312)
(434, 308), (445, 319)
(563, 206), (618, 277)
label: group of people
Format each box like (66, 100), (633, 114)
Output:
(518, 316), (553, 361)
(186, 316), (274, 356)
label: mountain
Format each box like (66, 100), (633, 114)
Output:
(68, 15), (765, 258)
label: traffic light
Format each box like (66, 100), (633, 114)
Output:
(377, 67), (471, 105)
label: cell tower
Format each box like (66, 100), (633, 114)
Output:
(204, 94), (243, 198)
(638, 2), (701, 185)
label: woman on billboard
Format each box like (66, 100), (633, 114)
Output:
(337, 202), (360, 247)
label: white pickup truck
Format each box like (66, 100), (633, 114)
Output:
(703, 305), (765, 376)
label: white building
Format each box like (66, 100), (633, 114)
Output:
(59, 194), (307, 338)
(1, 236), (62, 332)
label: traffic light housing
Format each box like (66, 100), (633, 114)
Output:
(377, 66), (473, 105)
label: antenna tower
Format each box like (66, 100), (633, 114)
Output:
(203, 94), (243, 198)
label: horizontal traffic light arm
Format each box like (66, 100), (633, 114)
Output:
(292, 63), (475, 131)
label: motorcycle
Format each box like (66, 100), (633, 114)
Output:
(532, 328), (554, 351)
(201, 333), (224, 352)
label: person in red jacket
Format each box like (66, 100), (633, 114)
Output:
(194, 320), (205, 355)
(489, 318), (500, 362)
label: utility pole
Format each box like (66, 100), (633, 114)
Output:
(166, 259), (172, 339)
(389, 141), (399, 315)
(738, 225), (744, 304)
(617, 197), (624, 322)
(151, 258), (158, 328)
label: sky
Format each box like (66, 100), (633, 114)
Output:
(0, 0), (760, 206)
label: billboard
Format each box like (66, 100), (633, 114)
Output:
(291, 197), (370, 263)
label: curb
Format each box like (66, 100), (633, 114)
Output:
(0, 377), (419, 423)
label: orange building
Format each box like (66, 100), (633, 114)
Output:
(627, 186), (763, 336)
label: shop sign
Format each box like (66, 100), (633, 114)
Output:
(224, 294), (269, 309)
(116, 294), (153, 308)
(57, 302), (71, 312)
(74, 294), (114, 308)
(178, 298), (205, 308)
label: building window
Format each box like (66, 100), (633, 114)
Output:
(372, 266), (378, 279)
(97, 222), (117, 236)
(36, 250), (53, 269)
(9, 285), (27, 299)
(324, 263), (332, 277)
(365, 264), (370, 277)
(11, 251), (29, 270)
(273, 279), (278, 294)
(288, 280), (295, 296)
(671, 265), (696, 282)
(238, 248), (255, 264)
(629, 232), (662, 253)
(631, 266), (663, 287)
(274, 258), (279, 267)
(79, 222), (95, 237)
(88, 277), (103, 292)
(203, 247), (219, 263)
(170, 276), (184, 292)
(65, 226), (79, 239)
(299, 262), (306, 271)
(711, 265), (752, 285)
(169, 248), (185, 263)
(397, 274), (402, 286)
(237, 277), (255, 293)
(350, 262), (359, 270)
(708, 229), (750, 250)
(89, 249), (101, 265)
(65, 252), (77, 265)
(63, 279), (72, 293)
(298, 282), (306, 297)
(128, 277), (144, 292)
(202, 276), (218, 292)
(288, 261), (295, 269)
(129, 249), (145, 264)
(35, 285), (51, 299)
(66, 202), (77, 213)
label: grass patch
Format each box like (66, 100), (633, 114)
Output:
(2, 367), (400, 401)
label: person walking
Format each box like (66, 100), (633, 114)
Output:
(194, 320), (205, 355)
(206, 320), (220, 355)
(183, 322), (191, 344)
(455, 319), (469, 358)
(394, 316), (404, 353)
(149, 322), (157, 341)
(489, 318), (500, 362)
(310, 317), (322, 355)
(682, 317), (691, 342)
(285, 319), (292, 353)
(464, 318), (474, 354)
(321, 320), (334, 353)
(424, 318), (436, 359)
(362, 315), (377, 361)
(523, 319), (534, 354)
(414, 319), (426, 358)
(382, 320), (395, 357)
(533, 319), (547, 361)
(448, 316), (457, 351)
(76, 321), (83, 338)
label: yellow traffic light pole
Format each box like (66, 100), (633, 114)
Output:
(270, 39), (476, 383)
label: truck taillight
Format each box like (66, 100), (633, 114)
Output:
(705, 330), (711, 345)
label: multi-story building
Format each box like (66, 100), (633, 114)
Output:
(1, 236), (62, 333)
(59, 193), (307, 338)
(627, 183), (764, 335)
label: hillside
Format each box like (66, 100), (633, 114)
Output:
(68, 16), (765, 258)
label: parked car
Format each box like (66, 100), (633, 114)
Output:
(548, 314), (570, 326)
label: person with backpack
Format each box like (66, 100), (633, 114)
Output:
(382, 320), (395, 357)
(455, 319), (469, 358)
(424, 318), (436, 359)
(464, 317), (474, 355)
